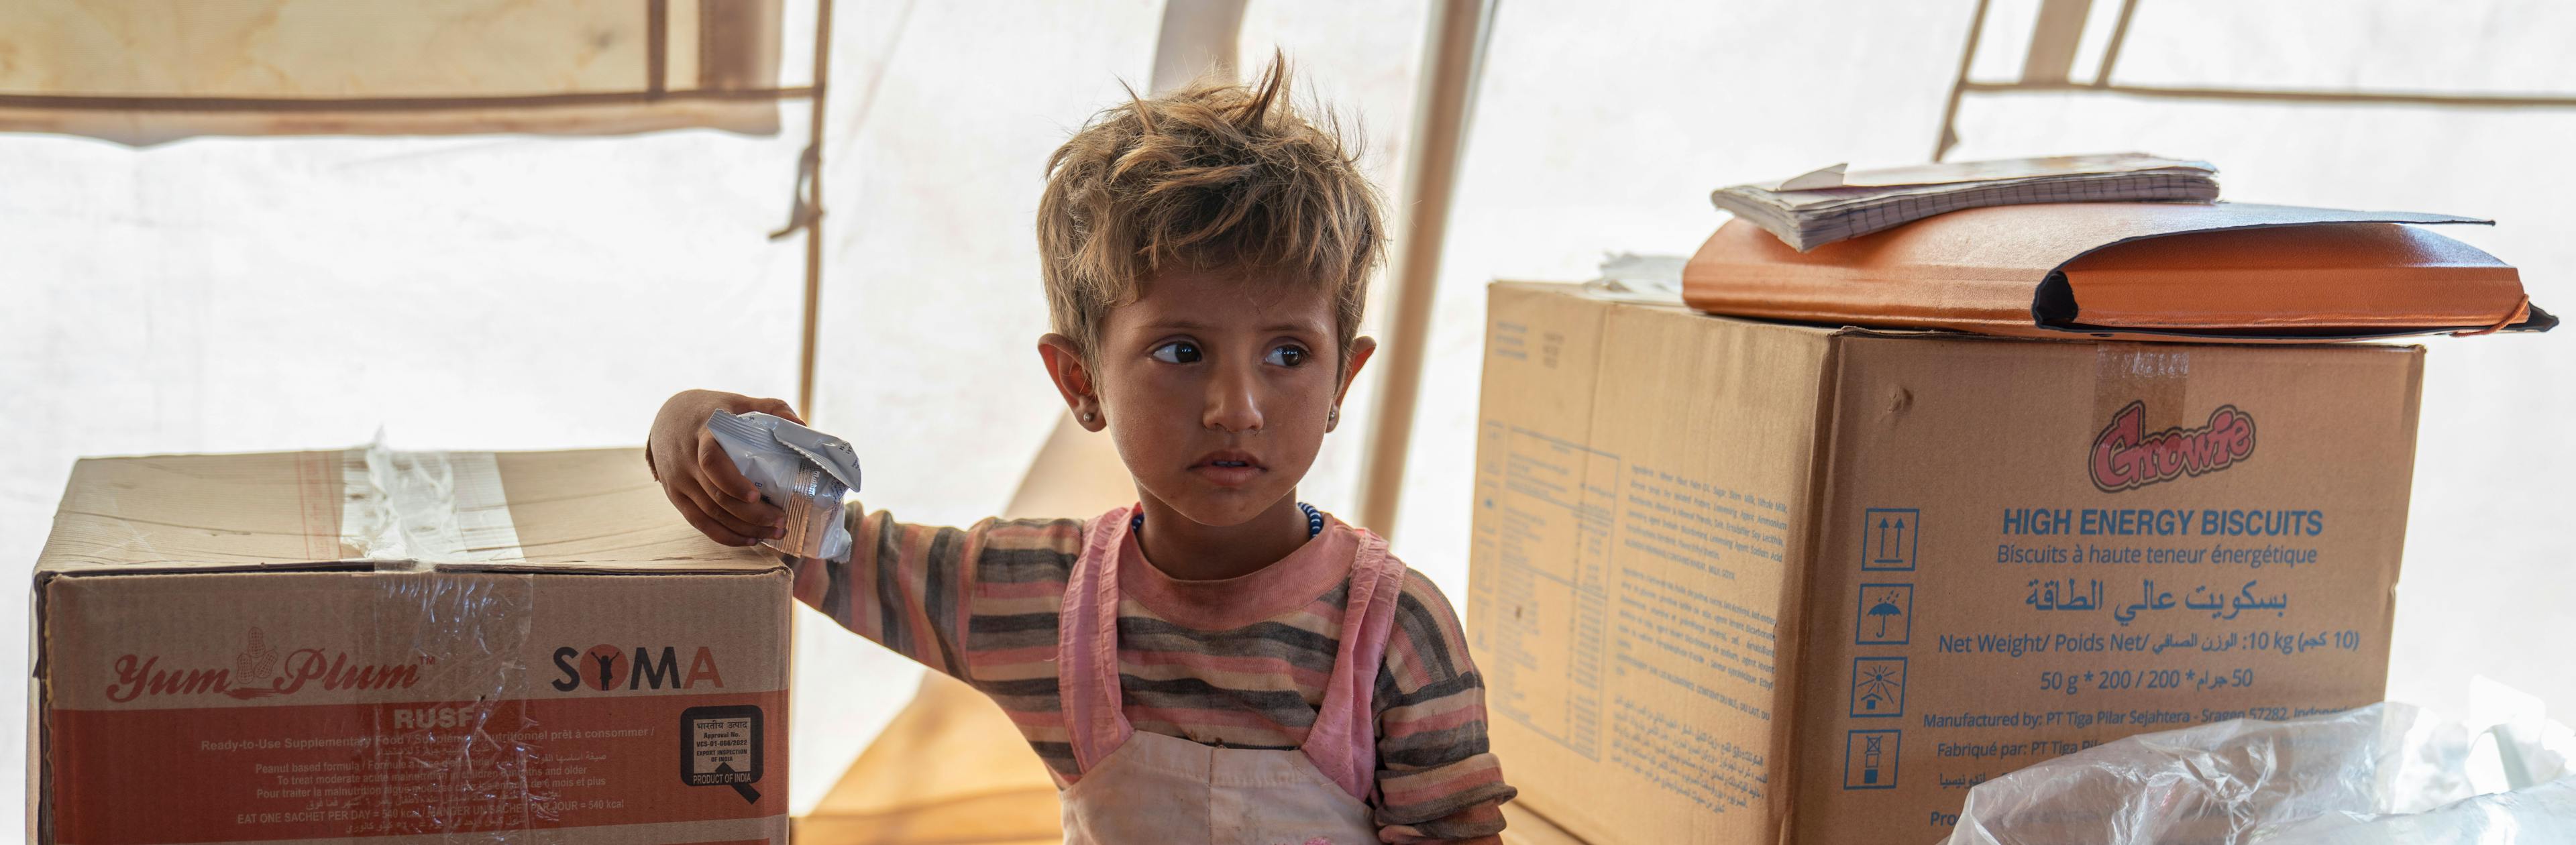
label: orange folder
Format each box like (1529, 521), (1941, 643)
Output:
(1681, 202), (2553, 341)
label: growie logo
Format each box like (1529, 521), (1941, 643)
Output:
(104, 626), (425, 703)
(2090, 401), (2257, 492)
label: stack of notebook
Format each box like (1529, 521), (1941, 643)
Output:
(1709, 153), (2219, 252)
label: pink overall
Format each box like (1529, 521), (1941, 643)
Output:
(1053, 506), (1407, 845)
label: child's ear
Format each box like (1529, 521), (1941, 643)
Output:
(1038, 334), (1108, 431)
(1329, 336), (1378, 432)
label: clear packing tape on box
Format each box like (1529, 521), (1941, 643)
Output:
(1947, 696), (2576, 845)
(339, 441), (528, 566)
(333, 417), (861, 566)
(706, 410), (863, 562)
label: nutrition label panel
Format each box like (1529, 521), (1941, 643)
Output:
(1474, 418), (1792, 815)
(1474, 422), (1619, 760)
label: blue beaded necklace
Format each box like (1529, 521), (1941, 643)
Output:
(1132, 502), (1325, 539)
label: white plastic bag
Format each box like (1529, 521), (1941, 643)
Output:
(1947, 701), (2576, 845)
(704, 410), (863, 561)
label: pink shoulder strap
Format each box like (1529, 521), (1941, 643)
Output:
(1055, 506), (1136, 777)
(1301, 526), (1408, 802)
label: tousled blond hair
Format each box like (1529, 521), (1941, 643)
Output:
(1037, 58), (1385, 374)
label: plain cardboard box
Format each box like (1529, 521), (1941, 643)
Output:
(1468, 282), (2418, 844)
(30, 447), (791, 844)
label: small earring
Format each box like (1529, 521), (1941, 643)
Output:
(1083, 410), (1098, 423)
(1328, 408), (1338, 424)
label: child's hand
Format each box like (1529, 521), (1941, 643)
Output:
(647, 390), (805, 546)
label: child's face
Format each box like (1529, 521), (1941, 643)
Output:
(1050, 268), (1369, 528)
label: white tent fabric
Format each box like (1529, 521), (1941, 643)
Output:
(1, 0), (2569, 831)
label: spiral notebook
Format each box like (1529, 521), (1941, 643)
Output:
(1710, 153), (2220, 251)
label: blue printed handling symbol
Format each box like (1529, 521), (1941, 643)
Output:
(1855, 583), (1913, 645)
(1862, 508), (1919, 571)
(1849, 657), (1907, 718)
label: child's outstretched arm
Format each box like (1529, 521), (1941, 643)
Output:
(647, 390), (1079, 686)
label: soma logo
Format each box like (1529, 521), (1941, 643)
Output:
(2089, 401), (2257, 492)
(551, 644), (727, 692)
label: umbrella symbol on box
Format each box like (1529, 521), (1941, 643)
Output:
(1868, 592), (1903, 636)
(1855, 583), (1912, 644)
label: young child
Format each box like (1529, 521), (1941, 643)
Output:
(645, 62), (1513, 843)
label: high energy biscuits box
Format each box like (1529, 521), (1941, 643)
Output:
(31, 447), (790, 844)
(1468, 282), (2416, 844)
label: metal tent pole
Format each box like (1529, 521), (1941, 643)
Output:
(794, 0), (836, 414)
(1353, 0), (1495, 535)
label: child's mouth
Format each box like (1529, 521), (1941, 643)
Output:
(1191, 452), (1265, 486)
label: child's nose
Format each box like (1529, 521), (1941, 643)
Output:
(1203, 363), (1265, 433)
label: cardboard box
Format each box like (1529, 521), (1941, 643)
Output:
(1499, 803), (1587, 845)
(1468, 282), (2418, 844)
(31, 447), (791, 844)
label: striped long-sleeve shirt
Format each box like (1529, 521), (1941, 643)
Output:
(789, 503), (1515, 843)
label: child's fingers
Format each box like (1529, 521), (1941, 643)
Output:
(681, 509), (749, 546)
(694, 431), (769, 504)
(662, 483), (757, 546)
(674, 476), (779, 541)
(704, 479), (785, 528)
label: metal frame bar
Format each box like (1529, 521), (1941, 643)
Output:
(1963, 80), (2576, 109)
(1937, 0), (2576, 161)
(2093, 0), (2140, 86)
(1150, 0), (1250, 93)
(1929, 0), (1994, 161)
(1354, 0), (1497, 535)
(2019, 0), (2092, 86)
(794, 0), (836, 414)
(647, 0), (672, 96)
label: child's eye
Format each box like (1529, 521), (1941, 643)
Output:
(1151, 341), (1202, 363)
(1265, 345), (1308, 368)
